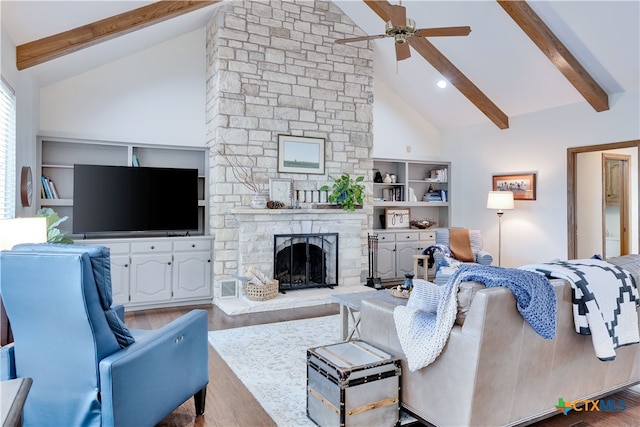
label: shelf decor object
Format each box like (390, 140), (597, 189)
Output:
(492, 173), (536, 200)
(487, 191), (514, 266)
(269, 178), (293, 206)
(277, 135), (325, 174)
(20, 166), (32, 207)
(385, 208), (411, 229)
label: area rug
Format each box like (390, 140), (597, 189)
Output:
(208, 315), (343, 426)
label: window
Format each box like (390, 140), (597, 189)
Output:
(0, 76), (16, 218)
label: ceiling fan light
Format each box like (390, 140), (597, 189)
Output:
(405, 18), (416, 32)
(394, 34), (407, 44)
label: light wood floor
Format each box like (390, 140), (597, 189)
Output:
(125, 304), (640, 427)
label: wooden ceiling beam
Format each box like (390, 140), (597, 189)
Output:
(497, 0), (609, 112)
(364, 0), (509, 129)
(16, 0), (220, 71)
(408, 37), (509, 130)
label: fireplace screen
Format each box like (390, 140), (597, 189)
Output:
(274, 233), (338, 292)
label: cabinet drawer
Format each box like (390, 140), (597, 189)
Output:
(173, 239), (212, 252)
(377, 233), (395, 242)
(395, 232), (419, 242)
(99, 242), (130, 255)
(420, 231), (436, 242)
(131, 241), (172, 253)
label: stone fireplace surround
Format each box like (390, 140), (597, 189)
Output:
(215, 208), (370, 315)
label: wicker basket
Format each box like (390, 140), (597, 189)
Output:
(245, 279), (279, 301)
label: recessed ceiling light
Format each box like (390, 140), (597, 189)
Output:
(437, 80), (447, 89)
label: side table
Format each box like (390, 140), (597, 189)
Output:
(330, 289), (408, 341)
(1, 377), (32, 427)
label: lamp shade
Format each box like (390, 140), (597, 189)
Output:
(487, 191), (514, 211)
(0, 217), (48, 250)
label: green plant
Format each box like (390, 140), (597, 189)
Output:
(36, 208), (73, 243)
(320, 173), (365, 211)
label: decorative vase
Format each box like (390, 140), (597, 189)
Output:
(402, 273), (414, 292)
(250, 193), (267, 209)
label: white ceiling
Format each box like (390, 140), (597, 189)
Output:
(2, 0), (639, 131)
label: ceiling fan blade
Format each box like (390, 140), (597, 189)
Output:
(395, 42), (411, 61)
(388, 4), (406, 27)
(415, 26), (472, 37)
(335, 34), (388, 44)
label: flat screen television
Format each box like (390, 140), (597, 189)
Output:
(73, 164), (199, 235)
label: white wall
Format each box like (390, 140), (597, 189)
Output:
(39, 29), (206, 147)
(442, 92), (640, 267)
(1, 23), (40, 217)
(372, 79), (442, 161)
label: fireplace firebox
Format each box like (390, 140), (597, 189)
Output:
(274, 233), (338, 292)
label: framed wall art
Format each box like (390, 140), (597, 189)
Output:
(269, 178), (293, 206)
(492, 173), (537, 200)
(277, 135), (325, 174)
(385, 208), (411, 229)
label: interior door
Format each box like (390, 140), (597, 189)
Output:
(603, 154), (630, 257)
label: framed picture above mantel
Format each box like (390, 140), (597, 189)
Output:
(492, 173), (536, 200)
(277, 135), (325, 174)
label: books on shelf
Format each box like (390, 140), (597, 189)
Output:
(41, 176), (59, 199)
(423, 190), (448, 203)
(425, 168), (448, 182)
(132, 154), (140, 167)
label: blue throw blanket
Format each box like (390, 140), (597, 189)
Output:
(453, 265), (557, 339)
(394, 264), (556, 371)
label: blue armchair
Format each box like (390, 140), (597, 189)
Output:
(0, 244), (209, 426)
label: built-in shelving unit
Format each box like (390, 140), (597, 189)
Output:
(373, 158), (451, 230)
(37, 136), (209, 238)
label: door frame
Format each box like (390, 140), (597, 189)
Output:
(567, 139), (639, 259)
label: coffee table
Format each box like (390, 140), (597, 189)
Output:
(330, 289), (408, 341)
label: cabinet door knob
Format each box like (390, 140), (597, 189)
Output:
(150, 245), (155, 250)
(124, 264), (129, 268)
(168, 262), (171, 265)
(192, 244), (196, 248)
(208, 259), (211, 263)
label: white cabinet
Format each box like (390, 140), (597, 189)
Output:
(172, 239), (213, 300)
(373, 158), (451, 231)
(130, 253), (173, 304)
(79, 236), (213, 310)
(374, 230), (436, 281)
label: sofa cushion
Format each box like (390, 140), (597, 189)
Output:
(455, 281), (485, 325)
(407, 279), (442, 313)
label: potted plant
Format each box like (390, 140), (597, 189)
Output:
(36, 208), (73, 243)
(320, 173), (365, 211)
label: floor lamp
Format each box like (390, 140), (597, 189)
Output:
(487, 191), (514, 266)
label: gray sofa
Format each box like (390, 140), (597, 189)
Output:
(360, 256), (640, 426)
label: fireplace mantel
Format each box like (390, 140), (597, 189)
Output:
(231, 208), (367, 217)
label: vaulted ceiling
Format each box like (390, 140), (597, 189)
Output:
(2, 1), (638, 131)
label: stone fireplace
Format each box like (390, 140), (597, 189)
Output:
(204, 1), (375, 312)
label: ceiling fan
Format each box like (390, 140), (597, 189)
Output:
(335, 3), (471, 62)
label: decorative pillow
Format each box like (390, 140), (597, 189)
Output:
(407, 279), (442, 313)
(455, 281), (486, 325)
(449, 228), (475, 262)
